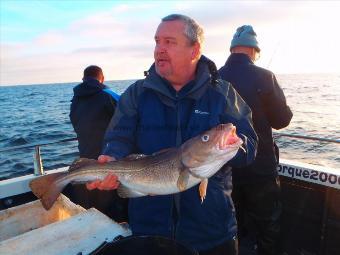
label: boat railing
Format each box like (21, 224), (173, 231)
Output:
(0, 131), (338, 155)
(0, 132), (339, 200)
(0, 137), (77, 176)
(0, 137), (78, 153)
(0, 132), (338, 178)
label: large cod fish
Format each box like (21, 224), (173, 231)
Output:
(30, 123), (243, 210)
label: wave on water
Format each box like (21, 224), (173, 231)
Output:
(6, 136), (29, 146)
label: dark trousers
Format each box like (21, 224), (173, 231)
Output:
(199, 238), (238, 255)
(232, 177), (281, 255)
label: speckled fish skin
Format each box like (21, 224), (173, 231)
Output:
(29, 123), (243, 210)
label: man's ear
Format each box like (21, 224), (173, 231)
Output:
(191, 42), (200, 60)
(98, 75), (104, 83)
(250, 48), (257, 62)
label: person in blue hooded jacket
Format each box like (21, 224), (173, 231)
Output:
(70, 65), (120, 158)
(87, 15), (258, 255)
(69, 65), (127, 222)
(219, 25), (293, 255)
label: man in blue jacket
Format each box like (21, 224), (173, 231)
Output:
(69, 65), (127, 222)
(70, 65), (120, 159)
(219, 25), (293, 255)
(87, 15), (257, 254)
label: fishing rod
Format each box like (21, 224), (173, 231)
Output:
(263, 39), (339, 144)
(273, 132), (340, 144)
(266, 41), (281, 68)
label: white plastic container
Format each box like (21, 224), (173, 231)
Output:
(0, 194), (131, 255)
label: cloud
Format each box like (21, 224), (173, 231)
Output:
(35, 31), (65, 46)
(1, 1), (340, 86)
(1, 2), (166, 85)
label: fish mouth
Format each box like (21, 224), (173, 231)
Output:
(217, 125), (242, 150)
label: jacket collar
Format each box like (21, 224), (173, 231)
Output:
(225, 53), (254, 66)
(73, 78), (107, 97)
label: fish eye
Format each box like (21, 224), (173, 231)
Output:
(201, 134), (209, 142)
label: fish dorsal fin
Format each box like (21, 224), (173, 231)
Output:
(68, 158), (97, 172)
(122, 154), (149, 161)
(122, 148), (175, 161)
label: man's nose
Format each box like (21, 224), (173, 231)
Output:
(155, 43), (166, 54)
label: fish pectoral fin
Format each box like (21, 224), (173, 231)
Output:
(68, 158), (97, 172)
(177, 168), (190, 192)
(199, 178), (208, 204)
(117, 185), (147, 198)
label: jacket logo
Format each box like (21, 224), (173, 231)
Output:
(194, 109), (210, 115)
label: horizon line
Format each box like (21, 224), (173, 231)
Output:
(1, 71), (339, 87)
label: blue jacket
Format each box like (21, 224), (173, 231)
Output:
(219, 53), (293, 183)
(103, 56), (257, 251)
(70, 78), (119, 159)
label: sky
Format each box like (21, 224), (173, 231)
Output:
(1, 0), (340, 86)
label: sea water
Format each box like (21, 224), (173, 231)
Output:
(0, 74), (339, 180)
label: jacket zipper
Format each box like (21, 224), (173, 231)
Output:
(173, 92), (181, 239)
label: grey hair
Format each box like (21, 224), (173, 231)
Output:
(161, 14), (204, 46)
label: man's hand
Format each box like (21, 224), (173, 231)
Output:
(98, 155), (115, 163)
(86, 155), (119, 190)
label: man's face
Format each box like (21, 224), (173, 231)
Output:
(154, 20), (198, 83)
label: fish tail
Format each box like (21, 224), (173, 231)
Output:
(29, 172), (68, 210)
